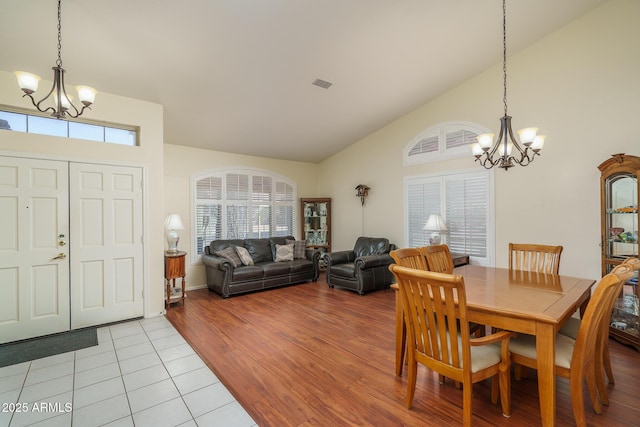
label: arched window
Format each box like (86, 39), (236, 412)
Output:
(403, 121), (490, 165)
(191, 168), (296, 262)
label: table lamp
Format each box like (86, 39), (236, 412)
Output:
(164, 214), (184, 253)
(423, 214), (447, 245)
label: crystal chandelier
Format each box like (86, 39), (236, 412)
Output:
(14, 0), (96, 120)
(471, 0), (545, 170)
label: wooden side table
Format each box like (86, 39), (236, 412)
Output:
(164, 251), (186, 309)
(451, 253), (470, 267)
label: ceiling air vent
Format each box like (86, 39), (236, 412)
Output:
(312, 78), (333, 89)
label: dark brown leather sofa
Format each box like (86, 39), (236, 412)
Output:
(202, 236), (321, 298)
(325, 236), (396, 295)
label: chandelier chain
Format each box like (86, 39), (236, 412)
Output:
(471, 0), (544, 170)
(502, 0), (507, 117)
(56, 0), (63, 67)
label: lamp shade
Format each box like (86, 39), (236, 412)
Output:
(423, 214), (447, 231)
(164, 214), (184, 230)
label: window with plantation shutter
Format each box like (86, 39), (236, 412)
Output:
(404, 169), (494, 265)
(404, 121), (490, 165)
(191, 169), (297, 262)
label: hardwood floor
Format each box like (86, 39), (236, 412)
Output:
(165, 273), (639, 426)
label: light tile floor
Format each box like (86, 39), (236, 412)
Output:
(0, 317), (257, 427)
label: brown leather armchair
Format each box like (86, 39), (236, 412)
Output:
(325, 236), (396, 295)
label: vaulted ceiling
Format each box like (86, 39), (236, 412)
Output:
(0, 0), (607, 162)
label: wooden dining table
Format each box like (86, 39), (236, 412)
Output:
(392, 264), (596, 427)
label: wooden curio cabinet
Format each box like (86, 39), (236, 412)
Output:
(599, 153), (640, 351)
(300, 198), (331, 265)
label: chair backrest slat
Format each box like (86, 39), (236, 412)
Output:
(509, 243), (563, 274)
(572, 265), (633, 373)
(390, 247), (428, 270)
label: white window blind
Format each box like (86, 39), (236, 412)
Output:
(192, 169), (296, 261)
(445, 174), (489, 258)
(407, 179), (441, 248)
(195, 176), (222, 255)
(405, 170), (493, 265)
(403, 121), (490, 166)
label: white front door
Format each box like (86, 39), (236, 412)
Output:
(0, 157), (70, 344)
(70, 163), (144, 328)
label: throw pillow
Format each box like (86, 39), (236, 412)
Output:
(275, 243), (294, 262)
(286, 239), (307, 259)
(235, 246), (254, 266)
(214, 246), (242, 268)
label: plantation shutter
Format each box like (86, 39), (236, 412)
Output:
(195, 176), (222, 254)
(407, 178), (441, 248)
(445, 173), (488, 258)
(226, 173), (251, 239)
(275, 182), (294, 237)
(405, 170), (492, 264)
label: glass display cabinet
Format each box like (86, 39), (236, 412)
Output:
(301, 198), (331, 266)
(599, 153), (639, 350)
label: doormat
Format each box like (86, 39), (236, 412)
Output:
(0, 328), (98, 368)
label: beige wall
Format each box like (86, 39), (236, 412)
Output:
(317, 0), (640, 280)
(0, 70), (166, 316)
(163, 144), (319, 287)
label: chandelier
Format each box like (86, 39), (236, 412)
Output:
(14, 0), (96, 120)
(471, 0), (545, 170)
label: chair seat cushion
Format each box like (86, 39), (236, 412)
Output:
(330, 263), (356, 279)
(442, 333), (502, 373)
(559, 316), (580, 339)
(509, 333), (576, 369)
(469, 341), (503, 373)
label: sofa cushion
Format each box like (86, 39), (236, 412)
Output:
(231, 265), (264, 281)
(269, 236), (294, 259)
(235, 246), (254, 266)
(210, 239), (246, 253)
(330, 263), (356, 279)
(263, 262), (291, 277)
(245, 239), (273, 263)
(215, 246), (242, 268)
(286, 239), (307, 259)
(275, 243), (294, 262)
(289, 259), (315, 274)
(353, 237), (390, 258)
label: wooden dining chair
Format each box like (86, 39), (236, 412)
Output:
(390, 247), (483, 376)
(389, 247), (427, 376)
(559, 257), (640, 405)
(389, 264), (514, 426)
(422, 244), (485, 337)
(509, 265), (634, 427)
(508, 243), (563, 274)
(421, 244), (455, 273)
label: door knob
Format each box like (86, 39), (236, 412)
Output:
(52, 253), (67, 260)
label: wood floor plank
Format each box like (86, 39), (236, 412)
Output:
(166, 274), (640, 426)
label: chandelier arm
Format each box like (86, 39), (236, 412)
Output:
(32, 70), (59, 113)
(506, 119), (527, 157)
(59, 68), (82, 118)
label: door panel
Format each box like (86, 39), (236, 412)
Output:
(70, 163), (143, 328)
(0, 157), (69, 344)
